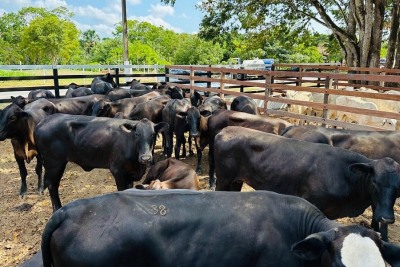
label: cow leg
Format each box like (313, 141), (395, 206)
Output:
(166, 132), (174, 158)
(14, 154), (28, 197)
(35, 156), (44, 194)
(188, 136), (194, 156)
(208, 142), (216, 190)
(370, 205), (389, 241)
(174, 135), (183, 160)
(380, 223), (389, 242)
(181, 135), (187, 158)
(110, 167), (131, 191)
(195, 139), (202, 173)
(45, 163), (67, 212)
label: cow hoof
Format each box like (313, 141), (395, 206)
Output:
(195, 167), (202, 174)
(210, 186), (216, 191)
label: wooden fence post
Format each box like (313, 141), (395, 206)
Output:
(190, 66), (194, 95)
(220, 71), (225, 99)
(52, 67), (60, 98)
(322, 76), (332, 127)
(207, 65), (211, 89)
(114, 68), (120, 87)
(165, 67), (170, 83)
(264, 74), (272, 115)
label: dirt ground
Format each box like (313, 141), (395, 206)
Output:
(1, 137), (400, 267)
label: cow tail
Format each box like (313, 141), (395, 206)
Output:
(279, 125), (294, 136)
(41, 210), (65, 267)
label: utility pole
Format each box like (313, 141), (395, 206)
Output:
(121, 0), (131, 82)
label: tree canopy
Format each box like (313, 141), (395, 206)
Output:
(162, 0), (400, 68)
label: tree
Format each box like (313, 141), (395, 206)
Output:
(80, 29), (100, 55)
(161, 0), (400, 68)
(20, 15), (79, 64)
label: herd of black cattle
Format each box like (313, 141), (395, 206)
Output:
(2, 73), (399, 266)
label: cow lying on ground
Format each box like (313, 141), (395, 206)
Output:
(207, 110), (292, 189)
(0, 99), (56, 197)
(135, 158), (199, 190)
(34, 114), (167, 211)
(41, 190), (400, 267)
(214, 126), (400, 241)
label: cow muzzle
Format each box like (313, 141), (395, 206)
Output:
(379, 217), (395, 224)
(139, 154), (152, 164)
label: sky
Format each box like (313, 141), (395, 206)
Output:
(0, 0), (204, 38)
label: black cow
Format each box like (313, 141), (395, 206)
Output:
(230, 95), (260, 115)
(11, 96), (29, 108)
(50, 94), (110, 115)
(162, 98), (191, 159)
(281, 125), (400, 164)
(186, 96), (227, 173)
(64, 83), (93, 98)
(0, 99), (56, 196)
(135, 158), (199, 190)
(124, 95), (171, 122)
(90, 73), (117, 94)
(190, 91), (203, 107)
(28, 89), (55, 100)
(34, 114), (167, 211)
(130, 79), (151, 90)
(215, 126), (400, 241)
(106, 88), (132, 101)
(207, 109), (292, 189)
(41, 190), (400, 267)
(91, 91), (161, 118)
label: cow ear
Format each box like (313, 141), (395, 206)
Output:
(349, 162), (374, 179)
(120, 123), (136, 133)
(291, 229), (335, 261)
(381, 241), (400, 266)
(154, 122), (168, 133)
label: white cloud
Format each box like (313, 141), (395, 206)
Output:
(149, 4), (174, 18)
(130, 15), (182, 33)
(32, 0), (67, 9)
(72, 5), (120, 27)
(179, 13), (188, 19)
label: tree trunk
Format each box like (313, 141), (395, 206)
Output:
(386, 0), (400, 68)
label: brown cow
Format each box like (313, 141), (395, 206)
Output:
(207, 109), (292, 189)
(135, 158), (199, 190)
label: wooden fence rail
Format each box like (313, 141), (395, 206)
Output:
(1, 64), (400, 130)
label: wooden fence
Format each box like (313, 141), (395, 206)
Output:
(2, 63), (400, 130)
(165, 64), (400, 131)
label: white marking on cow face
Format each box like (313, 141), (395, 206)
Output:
(341, 233), (385, 267)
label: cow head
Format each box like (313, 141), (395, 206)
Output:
(349, 157), (400, 225)
(91, 100), (112, 117)
(190, 91), (203, 107)
(166, 86), (184, 99)
(187, 107), (201, 138)
(121, 119), (168, 164)
(11, 96), (29, 108)
(292, 224), (400, 266)
(0, 104), (28, 141)
(101, 73), (117, 88)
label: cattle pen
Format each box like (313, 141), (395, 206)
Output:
(1, 63), (400, 130)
